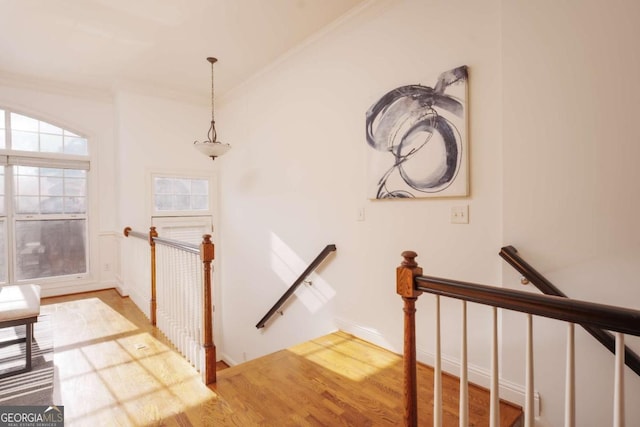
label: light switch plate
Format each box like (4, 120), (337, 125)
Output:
(451, 205), (469, 224)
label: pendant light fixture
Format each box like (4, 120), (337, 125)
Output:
(194, 57), (231, 160)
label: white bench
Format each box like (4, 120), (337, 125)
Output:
(0, 284), (41, 378)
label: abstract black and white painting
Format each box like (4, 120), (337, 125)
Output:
(366, 65), (468, 199)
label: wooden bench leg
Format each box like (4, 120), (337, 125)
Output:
(25, 322), (32, 372)
(0, 318), (37, 379)
(0, 285), (41, 378)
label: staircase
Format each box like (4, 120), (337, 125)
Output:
(212, 331), (522, 426)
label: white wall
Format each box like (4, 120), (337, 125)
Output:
(4, 1), (640, 424)
(217, 0), (503, 368)
(217, 0), (640, 424)
(0, 81), (119, 294)
(114, 89), (219, 314)
(502, 0), (640, 425)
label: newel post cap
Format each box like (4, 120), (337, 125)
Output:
(397, 250), (423, 298)
(401, 251), (418, 268)
(200, 234), (215, 262)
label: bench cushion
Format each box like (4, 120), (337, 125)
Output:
(0, 284), (41, 321)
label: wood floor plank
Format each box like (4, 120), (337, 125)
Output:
(43, 289), (522, 426)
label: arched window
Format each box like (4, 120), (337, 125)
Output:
(0, 108), (89, 283)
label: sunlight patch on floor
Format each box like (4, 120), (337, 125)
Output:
(288, 332), (398, 382)
(46, 297), (138, 348)
(48, 295), (218, 426)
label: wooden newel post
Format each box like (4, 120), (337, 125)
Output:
(149, 227), (158, 326)
(200, 234), (216, 384)
(397, 250), (423, 427)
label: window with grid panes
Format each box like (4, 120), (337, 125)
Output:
(0, 109), (89, 282)
(151, 174), (212, 245)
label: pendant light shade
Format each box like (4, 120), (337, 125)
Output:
(194, 57), (230, 160)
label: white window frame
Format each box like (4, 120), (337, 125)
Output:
(0, 107), (91, 285)
(0, 219), (7, 284)
(150, 172), (214, 218)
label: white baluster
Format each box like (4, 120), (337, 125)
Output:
(160, 246), (166, 333)
(162, 247), (167, 330)
(161, 246), (166, 334)
(525, 314), (534, 427)
(179, 249), (184, 352)
(145, 243), (209, 370)
(186, 253), (193, 364)
(490, 306), (500, 427)
(565, 323), (575, 427)
(459, 301), (468, 427)
(165, 247), (170, 330)
(165, 247), (170, 331)
(198, 252), (203, 366)
(184, 253), (189, 359)
(613, 332), (625, 427)
(164, 247), (170, 340)
(156, 246), (160, 326)
(190, 252), (198, 365)
(434, 295), (442, 427)
(188, 251), (196, 364)
(163, 247), (168, 331)
(196, 262), (202, 372)
(179, 250), (185, 354)
(157, 246), (162, 330)
(172, 247), (178, 347)
(172, 248), (178, 351)
(197, 261), (204, 371)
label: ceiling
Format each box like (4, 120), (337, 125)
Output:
(0, 0), (366, 101)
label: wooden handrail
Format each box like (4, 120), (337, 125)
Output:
(499, 245), (565, 296)
(397, 250), (640, 426)
(414, 275), (640, 336)
(500, 245), (640, 377)
(123, 226), (147, 240)
(256, 244), (337, 329)
(125, 227), (200, 253)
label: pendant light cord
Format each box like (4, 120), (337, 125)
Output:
(208, 58), (217, 143)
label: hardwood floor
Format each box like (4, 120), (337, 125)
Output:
(43, 289), (215, 426)
(43, 289), (522, 426)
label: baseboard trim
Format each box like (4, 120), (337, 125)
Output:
(39, 282), (115, 298)
(334, 316), (540, 415)
(219, 352), (240, 367)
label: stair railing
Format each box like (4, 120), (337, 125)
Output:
(123, 226), (216, 384)
(500, 245), (640, 377)
(256, 244), (336, 329)
(397, 250), (640, 427)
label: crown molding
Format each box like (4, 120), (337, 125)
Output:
(0, 70), (113, 102)
(0, 70), (209, 107)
